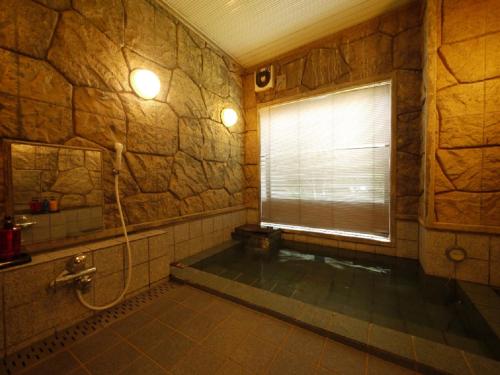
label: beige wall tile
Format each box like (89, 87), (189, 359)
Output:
(223, 213), (233, 228)
(456, 258), (489, 284)
(93, 244), (124, 277)
(421, 229), (456, 255)
(396, 239), (418, 259)
(237, 210), (247, 225)
(174, 222), (189, 243)
(355, 243), (375, 253)
(164, 226), (175, 244)
(213, 215), (225, 231)
(150, 255), (170, 283)
(149, 233), (170, 259)
(128, 263), (149, 293)
(202, 233), (216, 250)
(94, 271), (124, 306)
(321, 238), (339, 248)
(129, 238), (148, 265)
(86, 239), (122, 251)
(51, 282), (92, 330)
(187, 238), (203, 257)
(202, 217), (214, 234)
(189, 219), (202, 239)
(338, 241), (357, 251)
(175, 240), (191, 261)
(4, 301), (54, 348)
(375, 245), (397, 256)
(396, 220), (419, 241)
(420, 251), (454, 278)
(4, 261), (54, 308)
(246, 209), (259, 224)
(456, 233), (489, 260)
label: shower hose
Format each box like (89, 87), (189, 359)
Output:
(75, 171), (133, 311)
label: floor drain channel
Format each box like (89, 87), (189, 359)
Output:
(0, 281), (180, 374)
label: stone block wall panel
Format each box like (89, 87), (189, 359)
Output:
(426, 0), (500, 229)
(124, 0), (176, 69)
(48, 11), (130, 92)
(0, 0), (58, 59)
(0, 0), (245, 229)
(72, 0), (125, 46)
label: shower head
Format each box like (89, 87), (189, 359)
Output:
(114, 142), (124, 171)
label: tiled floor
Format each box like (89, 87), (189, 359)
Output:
(19, 283), (420, 375)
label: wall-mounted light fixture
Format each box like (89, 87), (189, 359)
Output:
(221, 107), (238, 127)
(129, 69), (160, 100)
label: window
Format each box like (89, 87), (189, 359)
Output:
(259, 81), (392, 241)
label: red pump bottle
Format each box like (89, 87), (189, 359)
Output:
(0, 216), (21, 261)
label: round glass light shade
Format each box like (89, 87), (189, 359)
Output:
(221, 107), (238, 127)
(129, 69), (161, 100)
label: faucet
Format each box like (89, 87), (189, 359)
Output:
(49, 253), (96, 292)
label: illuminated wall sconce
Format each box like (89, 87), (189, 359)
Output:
(129, 69), (161, 100)
(221, 107), (238, 127)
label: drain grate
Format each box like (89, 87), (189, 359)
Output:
(1, 280), (179, 375)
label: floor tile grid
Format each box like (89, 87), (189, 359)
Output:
(12, 283), (423, 375)
(114, 286), (328, 375)
(14, 348), (91, 375)
(65, 350), (92, 375)
(166, 290), (297, 374)
(10, 284), (184, 375)
(76, 298), (200, 373)
(69, 335), (136, 375)
(177, 282), (424, 375)
(106, 288), (246, 374)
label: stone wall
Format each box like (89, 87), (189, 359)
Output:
(242, 2), (424, 251)
(0, 0), (245, 230)
(423, 0), (500, 228)
(420, 0), (500, 287)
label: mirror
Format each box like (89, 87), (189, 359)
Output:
(6, 141), (104, 245)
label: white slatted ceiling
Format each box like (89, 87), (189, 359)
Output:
(160, 0), (411, 67)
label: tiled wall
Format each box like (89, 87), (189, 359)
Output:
(281, 219), (419, 259)
(419, 0), (500, 287)
(0, 0), (245, 228)
(419, 225), (500, 287)
(0, 209), (246, 356)
(18, 206), (103, 244)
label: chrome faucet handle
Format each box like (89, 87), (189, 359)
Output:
(68, 253), (87, 273)
(15, 215), (37, 229)
(75, 275), (93, 293)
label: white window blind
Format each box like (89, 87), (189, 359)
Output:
(260, 81), (392, 241)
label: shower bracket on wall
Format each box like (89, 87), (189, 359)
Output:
(49, 254), (95, 293)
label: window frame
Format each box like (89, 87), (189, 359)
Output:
(256, 74), (397, 246)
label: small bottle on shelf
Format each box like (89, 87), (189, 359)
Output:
(30, 198), (41, 214)
(49, 197), (58, 212)
(42, 198), (50, 213)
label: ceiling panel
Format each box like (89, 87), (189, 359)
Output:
(160, 0), (412, 68)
